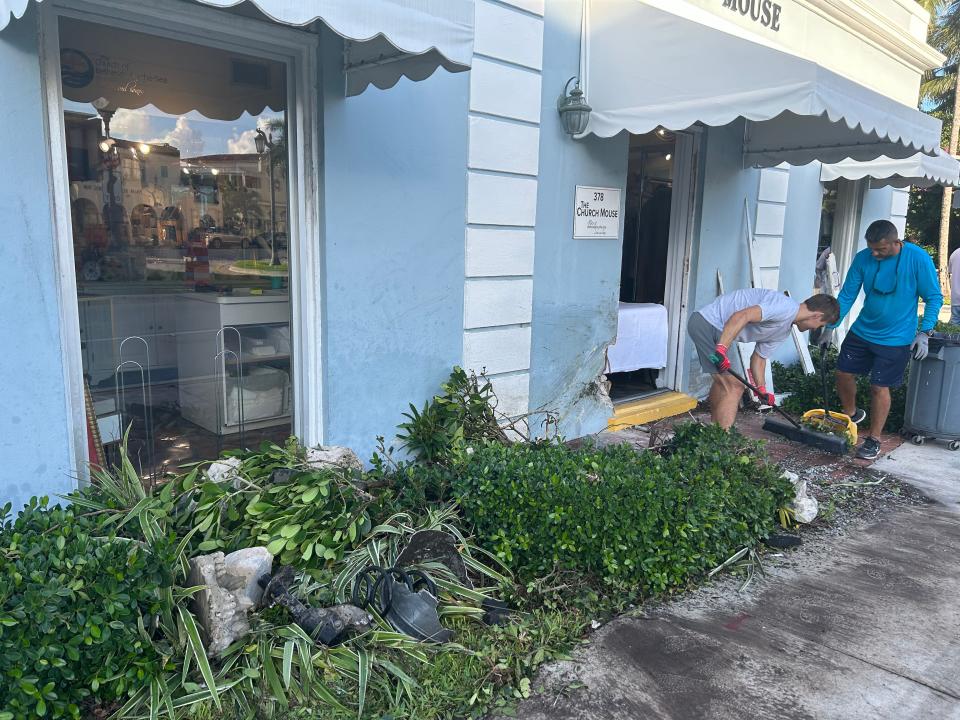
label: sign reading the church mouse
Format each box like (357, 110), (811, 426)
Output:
(574, 186), (621, 239)
(721, 0), (782, 32)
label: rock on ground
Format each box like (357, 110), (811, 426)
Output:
(306, 445), (363, 472)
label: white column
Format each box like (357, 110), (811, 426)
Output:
(462, 0), (545, 417)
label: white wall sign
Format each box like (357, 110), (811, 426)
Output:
(573, 186), (621, 239)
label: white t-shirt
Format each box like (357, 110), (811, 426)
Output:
(698, 288), (800, 358)
(950, 248), (960, 305)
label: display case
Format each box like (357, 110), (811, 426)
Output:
(175, 292), (291, 435)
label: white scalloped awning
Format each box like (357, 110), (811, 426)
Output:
(584, 0), (941, 167)
(820, 148), (960, 189)
(1, 0), (474, 96)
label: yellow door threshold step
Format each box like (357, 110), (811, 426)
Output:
(608, 391), (698, 431)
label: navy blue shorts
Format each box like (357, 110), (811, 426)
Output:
(837, 332), (911, 388)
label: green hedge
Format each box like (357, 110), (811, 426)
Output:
(452, 424), (792, 595)
(0, 498), (174, 719)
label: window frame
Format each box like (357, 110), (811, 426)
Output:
(39, 0), (324, 483)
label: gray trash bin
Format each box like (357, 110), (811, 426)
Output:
(902, 332), (960, 451)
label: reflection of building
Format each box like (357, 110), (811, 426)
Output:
(183, 154), (289, 240)
(65, 110), (183, 247)
(64, 110), (288, 249)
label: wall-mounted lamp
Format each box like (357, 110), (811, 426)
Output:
(665, 153), (672, 162)
(98, 137), (115, 153)
(254, 127), (273, 154)
(138, 143), (151, 155)
(557, 76), (591, 137)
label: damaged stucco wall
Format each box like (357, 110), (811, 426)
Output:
(528, 0), (629, 439)
(0, 6), (78, 511)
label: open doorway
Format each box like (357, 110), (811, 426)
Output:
(607, 130), (677, 402)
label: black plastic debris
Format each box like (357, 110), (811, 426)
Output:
(259, 565), (372, 646)
(351, 565), (454, 643)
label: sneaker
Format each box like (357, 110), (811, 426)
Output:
(856, 436), (882, 460)
(848, 408), (866, 425)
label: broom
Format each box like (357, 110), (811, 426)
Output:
(724, 367), (850, 455)
(799, 346), (858, 446)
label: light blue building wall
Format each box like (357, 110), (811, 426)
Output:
(316, 33), (470, 460)
(686, 121), (762, 396)
(528, 0), (628, 440)
(0, 6), (77, 513)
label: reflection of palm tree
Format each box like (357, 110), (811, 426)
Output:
(219, 181), (262, 236)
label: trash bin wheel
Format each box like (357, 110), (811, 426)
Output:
(912, 435), (926, 446)
(949, 440), (960, 452)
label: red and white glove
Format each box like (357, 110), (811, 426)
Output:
(756, 385), (776, 407)
(710, 343), (731, 372)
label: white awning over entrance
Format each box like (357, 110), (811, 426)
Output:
(820, 148), (960, 189)
(1, 0), (475, 95)
(583, 0), (942, 167)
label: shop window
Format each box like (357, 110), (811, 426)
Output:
(60, 16), (292, 481)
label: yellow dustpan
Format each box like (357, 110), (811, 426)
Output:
(801, 409), (858, 446)
(803, 345), (858, 447)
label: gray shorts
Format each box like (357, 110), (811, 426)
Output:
(688, 311), (722, 374)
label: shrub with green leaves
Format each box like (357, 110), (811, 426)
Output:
(453, 424), (792, 595)
(0, 497), (174, 719)
(396, 366), (510, 465)
(175, 443), (375, 575)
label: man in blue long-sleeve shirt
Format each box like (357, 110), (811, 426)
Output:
(819, 220), (943, 460)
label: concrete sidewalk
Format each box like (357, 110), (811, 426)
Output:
(491, 459), (960, 720)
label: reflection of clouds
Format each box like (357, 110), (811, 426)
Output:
(227, 117), (282, 155)
(152, 116), (205, 156)
(88, 105), (280, 156)
(110, 108), (152, 140)
(109, 109), (204, 156)
(227, 128), (259, 154)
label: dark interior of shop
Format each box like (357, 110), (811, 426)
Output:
(608, 130), (676, 403)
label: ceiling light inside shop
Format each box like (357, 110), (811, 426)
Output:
(665, 153), (672, 161)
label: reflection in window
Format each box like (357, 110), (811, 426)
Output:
(61, 16), (293, 481)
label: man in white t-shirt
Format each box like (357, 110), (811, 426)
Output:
(688, 289), (840, 428)
(950, 246), (960, 326)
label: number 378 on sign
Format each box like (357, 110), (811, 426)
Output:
(574, 185), (621, 239)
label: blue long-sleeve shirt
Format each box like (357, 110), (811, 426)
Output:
(832, 242), (943, 346)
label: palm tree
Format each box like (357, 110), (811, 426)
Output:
(919, 0), (960, 294)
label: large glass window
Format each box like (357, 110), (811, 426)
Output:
(61, 17), (293, 480)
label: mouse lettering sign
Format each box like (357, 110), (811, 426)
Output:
(721, 0), (782, 32)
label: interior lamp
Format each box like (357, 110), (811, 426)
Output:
(557, 76), (591, 137)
